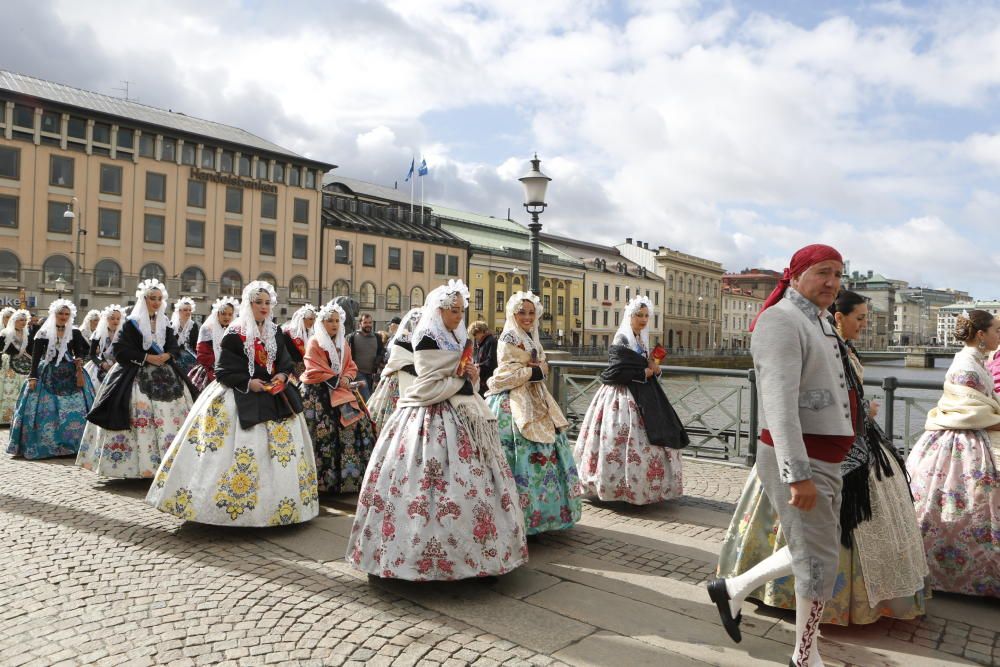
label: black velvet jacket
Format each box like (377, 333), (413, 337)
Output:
(2, 329), (34, 359)
(215, 329), (304, 429)
(600, 345), (689, 449)
(29, 329), (88, 379)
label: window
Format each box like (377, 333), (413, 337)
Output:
(573, 297), (580, 316)
(359, 282), (376, 309)
(603, 311), (609, 326)
(292, 234), (308, 260)
(257, 272), (277, 285)
(181, 143), (195, 165)
(615, 286), (620, 301)
(543, 295), (551, 313)
(47, 201), (71, 233)
(305, 170), (315, 189)
(668, 298), (674, 315)
(447, 255), (458, 276)
(140, 263), (166, 282)
(187, 180), (206, 208)
(435, 253), (446, 275)
(238, 155), (250, 177)
(0, 251), (19, 281)
(412, 250), (424, 272)
(186, 219), (205, 248)
(557, 296), (565, 316)
(335, 239), (349, 264)
(293, 198), (309, 223)
(93, 259), (122, 289)
(333, 280), (350, 297)
(138, 133), (154, 157)
(386, 284), (401, 311)
(591, 310), (597, 325)
(220, 270), (243, 297)
(0, 146), (19, 179)
(261, 193), (277, 219)
(615, 311), (619, 326)
(92, 122), (111, 144)
(655, 314), (660, 328)
(12, 104), (33, 128)
(146, 172), (166, 202)
(259, 230), (276, 256)
(475, 289), (484, 310)
(201, 147), (216, 169)
(161, 138), (176, 162)
(143, 214), (165, 244)
(181, 266), (206, 293)
(495, 291), (505, 312)
(410, 286), (424, 307)
(67, 116), (87, 139)
(668, 274), (674, 290)
(225, 187), (243, 214)
(50, 155), (74, 187)
(626, 288), (631, 302)
(220, 151), (233, 173)
(99, 164), (123, 195)
(687, 302), (693, 316)
(289, 276), (308, 300)
(41, 111), (60, 134)
(224, 225), (242, 252)
(273, 163), (284, 182)
(289, 167), (300, 187)
(43, 255), (73, 283)
(256, 159), (268, 180)
(362, 243), (376, 267)
(592, 283), (597, 299)
(655, 291), (659, 306)
(97, 208), (121, 239)
(603, 284), (609, 300)
(388, 247), (401, 270)
(116, 128), (134, 150)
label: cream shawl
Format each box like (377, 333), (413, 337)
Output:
(485, 340), (568, 443)
(924, 381), (1000, 431)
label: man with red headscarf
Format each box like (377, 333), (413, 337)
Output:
(707, 245), (856, 667)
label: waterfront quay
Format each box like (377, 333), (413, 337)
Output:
(1, 430), (995, 667)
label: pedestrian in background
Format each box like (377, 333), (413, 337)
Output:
(468, 321), (497, 396)
(348, 313), (384, 401)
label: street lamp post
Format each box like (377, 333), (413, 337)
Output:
(518, 154), (551, 295)
(63, 198), (86, 303)
(334, 243), (355, 300)
(54, 275), (67, 300)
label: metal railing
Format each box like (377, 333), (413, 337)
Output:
(549, 360), (943, 466)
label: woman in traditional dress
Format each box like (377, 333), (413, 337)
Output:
(77, 279), (195, 479)
(484, 291), (582, 535)
(300, 302), (377, 494)
(188, 296), (238, 391)
(717, 291), (929, 624)
(78, 309), (101, 340)
(573, 295), (688, 504)
(170, 297), (199, 378)
(367, 306), (421, 430)
(0, 307), (15, 332)
(7, 300), (94, 459)
(0, 309), (33, 426)
(146, 281), (318, 526)
(347, 279), (527, 581)
(83, 304), (124, 389)
(907, 309), (999, 598)
(282, 304), (317, 381)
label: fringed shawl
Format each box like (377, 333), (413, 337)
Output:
(485, 340), (567, 443)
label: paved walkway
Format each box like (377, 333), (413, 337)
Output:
(0, 436), (996, 667)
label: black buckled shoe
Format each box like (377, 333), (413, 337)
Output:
(707, 578), (742, 643)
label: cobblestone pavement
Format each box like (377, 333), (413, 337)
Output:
(1, 434), (996, 667)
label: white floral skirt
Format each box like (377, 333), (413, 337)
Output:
(573, 384), (684, 505)
(0, 354), (30, 425)
(347, 401), (528, 580)
(367, 370), (415, 432)
(146, 381), (319, 527)
(77, 379), (192, 479)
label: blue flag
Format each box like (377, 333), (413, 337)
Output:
(418, 158), (428, 176)
(405, 158), (414, 182)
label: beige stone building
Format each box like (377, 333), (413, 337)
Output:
(0, 70), (334, 319)
(721, 285), (763, 349)
(617, 239), (723, 351)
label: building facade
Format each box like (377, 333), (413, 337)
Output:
(321, 176), (469, 328)
(541, 233), (665, 350)
(617, 239), (723, 350)
(937, 301), (999, 347)
(894, 287), (971, 346)
(721, 285), (763, 349)
(722, 268), (782, 299)
(0, 70), (334, 318)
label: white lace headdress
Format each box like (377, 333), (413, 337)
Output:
(126, 279), (169, 350)
(314, 302), (347, 375)
(227, 281), (279, 375)
(501, 291), (544, 358)
(0, 309), (30, 354)
(170, 297), (197, 344)
(411, 279), (470, 352)
(198, 297), (239, 361)
(283, 304), (318, 342)
(615, 294), (654, 354)
(0, 307), (14, 327)
(79, 309), (101, 337)
(389, 307), (422, 348)
(36, 299), (77, 364)
(93, 304), (125, 355)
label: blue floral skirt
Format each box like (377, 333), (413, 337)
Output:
(7, 359), (94, 459)
(487, 391), (582, 535)
(174, 348), (198, 378)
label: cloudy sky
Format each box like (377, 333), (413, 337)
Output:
(4, 0), (1000, 295)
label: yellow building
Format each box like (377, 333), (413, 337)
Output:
(0, 70), (334, 318)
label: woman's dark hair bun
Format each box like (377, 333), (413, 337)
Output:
(954, 309), (994, 343)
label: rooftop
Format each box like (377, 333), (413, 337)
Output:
(323, 175), (419, 207)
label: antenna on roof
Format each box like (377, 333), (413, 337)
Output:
(113, 80), (137, 102)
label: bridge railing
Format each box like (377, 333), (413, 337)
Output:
(548, 360), (943, 466)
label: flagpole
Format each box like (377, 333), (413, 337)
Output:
(409, 156), (414, 222)
(420, 155), (424, 224)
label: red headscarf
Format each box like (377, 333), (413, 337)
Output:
(749, 244), (843, 332)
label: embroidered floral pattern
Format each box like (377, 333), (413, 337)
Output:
(298, 452), (318, 507)
(136, 364), (184, 402)
(7, 359), (94, 460)
(214, 447), (260, 520)
(268, 497), (300, 526)
(161, 488), (196, 520)
(190, 394), (229, 455)
(267, 419), (296, 467)
(301, 383), (376, 493)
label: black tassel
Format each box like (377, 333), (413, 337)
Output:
(839, 462), (873, 548)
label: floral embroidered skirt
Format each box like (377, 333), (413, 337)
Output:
(486, 391), (582, 535)
(301, 383), (376, 494)
(7, 359), (94, 459)
(572, 384), (684, 505)
(907, 428), (999, 597)
(146, 381), (319, 527)
(717, 458), (929, 625)
(367, 370), (415, 432)
(0, 353), (31, 425)
(77, 366), (192, 478)
(347, 401), (528, 580)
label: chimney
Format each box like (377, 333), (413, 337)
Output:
(625, 237), (632, 244)
(643, 242), (649, 249)
(867, 270), (873, 278)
